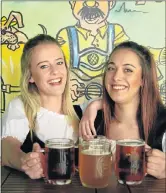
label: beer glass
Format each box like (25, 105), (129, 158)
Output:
(78, 135), (106, 171)
(74, 140), (79, 171)
(79, 135), (106, 151)
(79, 139), (112, 188)
(115, 139), (145, 185)
(41, 138), (75, 185)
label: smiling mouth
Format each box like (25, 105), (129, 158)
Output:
(112, 85), (127, 90)
(48, 78), (62, 85)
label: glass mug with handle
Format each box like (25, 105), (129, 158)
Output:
(40, 138), (75, 185)
(74, 140), (79, 172)
(79, 139), (112, 188)
(78, 135), (107, 171)
(115, 139), (146, 185)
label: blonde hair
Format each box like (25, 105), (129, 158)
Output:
(20, 34), (79, 136)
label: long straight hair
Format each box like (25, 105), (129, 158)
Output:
(103, 41), (163, 142)
(20, 34), (79, 136)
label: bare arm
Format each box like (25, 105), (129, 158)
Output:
(89, 99), (103, 111)
(1, 137), (25, 171)
(79, 99), (103, 139)
(2, 137), (43, 179)
(1, 98), (43, 179)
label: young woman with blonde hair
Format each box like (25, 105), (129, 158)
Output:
(2, 34), (80, 179)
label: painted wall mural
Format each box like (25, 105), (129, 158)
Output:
(1, 1), (165, 114)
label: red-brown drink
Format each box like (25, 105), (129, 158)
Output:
(74, 145), (79, 170)
(115, 139), (145, 185)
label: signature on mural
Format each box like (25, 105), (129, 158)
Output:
(115, 2), (148, 13)
(135, 0), (164, 5)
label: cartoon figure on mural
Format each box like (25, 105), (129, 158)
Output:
(157, 53), (166, 103)
(0, 11), (28, 51)
(1, 11), (47, 113)
(56, 1), (165, 108)
(57, 1), (129, 107)
(1, 2), (165, 114)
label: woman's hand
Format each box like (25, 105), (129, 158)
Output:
(79, 101), (100, 140)
(21, 143), (43, 179)
(146, 148), (165, 179)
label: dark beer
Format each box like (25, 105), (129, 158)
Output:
(115, 139), (145, 185)
(43, 138), (75, 185)
(46, 145), (74, 179)
(74, 146), (79, 169)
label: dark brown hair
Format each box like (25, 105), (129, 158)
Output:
(103, 41), (163, 142)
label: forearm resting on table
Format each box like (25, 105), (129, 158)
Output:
(1, 137), (26, 171)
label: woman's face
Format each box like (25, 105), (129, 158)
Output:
(105, 48), (142, 104)
(29, 43), (67, 97)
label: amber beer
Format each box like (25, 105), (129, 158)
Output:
(115, 139), (145, 185)
(79, 140), (112, 188)
(78, 136), (107, 172)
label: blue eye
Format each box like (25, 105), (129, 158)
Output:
(40, 65), (48, 69)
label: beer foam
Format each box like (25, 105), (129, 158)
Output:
(117, 140), (144, 147)
(81, 149), (111, 156)
(47, 144), (73, 149)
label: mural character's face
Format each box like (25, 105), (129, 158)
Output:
(70, 1), (112, 24)
(0, 21), (17, 44)
(29, 43), (67, 97)
(105, 49), (142, 104)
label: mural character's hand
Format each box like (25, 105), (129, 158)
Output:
(70, 79), (85, 102)
(7, 43), (20, 51)
(159, 47), (166, 65)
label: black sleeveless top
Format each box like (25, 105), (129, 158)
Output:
(91, 105), (166, 151)
(21, 104), (166, 152)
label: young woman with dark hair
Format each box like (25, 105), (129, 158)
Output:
(79, 41), (166, 179)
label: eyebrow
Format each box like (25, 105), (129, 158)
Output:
(37, 61), (49, 66)
(108, 62), (136, 68)
(37, 58), (64, 66)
